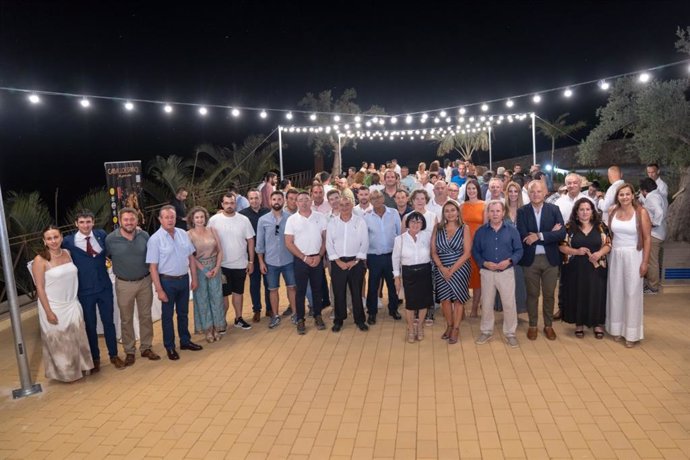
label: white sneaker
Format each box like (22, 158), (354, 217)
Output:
(475, 333), (493, 345)
(378, 297), (384, 309)
(505, 336), (519, 348)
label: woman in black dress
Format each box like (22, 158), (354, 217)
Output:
(558, 198), (611, 338)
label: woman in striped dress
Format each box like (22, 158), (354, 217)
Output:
(431, 200), (472, 344)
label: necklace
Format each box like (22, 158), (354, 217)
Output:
(49, 248), (63, 258)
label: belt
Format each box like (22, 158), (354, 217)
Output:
(160, 274), (188, 280)
(338, 256), (357, 262)
(116, 273), (150, 282)
(368, 252), (392, 256)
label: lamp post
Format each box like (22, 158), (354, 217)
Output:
(0, 183), (42, 399)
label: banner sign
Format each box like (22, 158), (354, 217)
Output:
(104, 161), (144, 227)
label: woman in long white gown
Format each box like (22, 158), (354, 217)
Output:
(31, 226), (93, 382)
(605, 184), (651, 348)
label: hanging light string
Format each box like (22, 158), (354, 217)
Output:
(3, 58), (688, 122)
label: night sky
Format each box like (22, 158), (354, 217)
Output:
(1, 1), (689, 211)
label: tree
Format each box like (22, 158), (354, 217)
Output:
(536, 113), (586, 172)
(64, 188), (111, 229)
(433, 130), (489, 162)
(578, 26), (690, 242)
(298, 88), (385, 176)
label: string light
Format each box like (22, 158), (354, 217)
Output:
(439, 110), (447, 117)
(390, 116), (397, 124)
(532, 94), (542, 104)
(259, 110), (268, 119)
(354, 115), (361, 122)
(405, 115), (413, 124)
(333, 115), (341, 122)
(28, 94), (40, 104)
(124, 101), (134, 111)
(164, 104), (173, 114)
(310, 113), (317, 121)
(286, 112), (293, 120)
(599, 80), (610, 90)
(458, 107), (466, 115)
(80, 98), (90, 108)
(563, 88), (573, 98)
(198, 107), (208, 116)
(231, 108), (240, 117)
(481, 104), (489, 112)
(505, 99), (514, 108)
(639, 72), (651, 83)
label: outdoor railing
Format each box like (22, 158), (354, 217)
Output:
(0, 169), (313, 314)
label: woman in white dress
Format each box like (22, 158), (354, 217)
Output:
(605, 184), (651, 348)
(31, 225), (93, 382)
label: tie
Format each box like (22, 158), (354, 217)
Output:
(85, 236), (97, 257)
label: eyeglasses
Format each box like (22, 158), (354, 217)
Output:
(275, 224), (280, 236)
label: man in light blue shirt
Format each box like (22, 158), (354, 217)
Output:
(400, 166), (417, 193)
(363, 190), (402, 323)
(257, 191), (296, 328)
(146, 205), (202, 360)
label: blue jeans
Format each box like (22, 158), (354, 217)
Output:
(160, 275), (191, 350)
(249, 267), (271, 314)
(79, 287), (118, 360)
(366, 253), (398, 316)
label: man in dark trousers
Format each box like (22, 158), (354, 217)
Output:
(62, 209), (125, 371)
(516, 180), (566, 341)
(239, 188), (270, 322)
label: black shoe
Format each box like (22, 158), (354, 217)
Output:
(367, 315), (376, 325)
(180, 341), (203, 351)
(282, 307), (293, 317)
(166, 348), (180, 360)
(389, 310), (402, 320)
(296, 319), (306, 335)
(357, 323), (369, 331)
(314, 315), (326, 330)
(235, 317), (252, 330)
(332, 323), (342, 333)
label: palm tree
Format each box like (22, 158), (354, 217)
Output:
(536, 113), (586, 173)
(145, 154), (193, 197)
(432, 130), (490, 162)
(64, 188), (111, 229)
(298, 88), (385, 176)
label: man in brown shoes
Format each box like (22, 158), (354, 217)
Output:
(516, 180), (566, 341)
(106, 207), (161, 366)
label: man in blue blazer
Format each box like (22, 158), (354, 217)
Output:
(516, 180), (566, 341)
(63, 209), (125, 371)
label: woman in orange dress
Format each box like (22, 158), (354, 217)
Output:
(460, 178), (486, 317)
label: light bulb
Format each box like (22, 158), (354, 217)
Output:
(260, 110), (268, 119)
(28, 94), (41, 104)
(231, 108), (240, 117)
(639, 72), (650, 83)
(506, 99), (514, 108)
(459, 107), (466, 115)
(439, 110), (447, 118)
(390, 117), (398, 124)
(599, 80), (610, 90)
(481, 103), (489, 112)
(564, 88), (573, 98)
(310, 113), (317, 121)
(124, 101), (134, 111)
(532, 94), (541, 104)
(354, 115), (361, 122)
(286, 112), (293, 120)
(405, 115), (412, 124)
(80, 98), (90, 108)
(333, 115), (341, 122)
(164, 104), (173, 113)
(198, 107), (208, 116)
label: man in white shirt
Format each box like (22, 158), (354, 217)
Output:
(391, 158), (402, 176)
(326, 189), (341, 219)
(208, 192), (256, 331)
(326, 195), (369, 332)
(353, 186), (373, 216)
(310, 183), (330, 214)
(285, 192), (328, 334)
(646, 163), (668, 201)
(487, 177), (505, 201)
(427, 180), (450, 221)
(640, 178), (668, 294)
(448, 182), (461, 204)
(555, 173), (595, 222)
(599, 165), (625, 222)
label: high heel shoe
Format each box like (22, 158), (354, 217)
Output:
(407, 327), (416, 343)
(441, 325), (452, 340)
(448, 327), (459, 344)
(417, 324), (424, 341)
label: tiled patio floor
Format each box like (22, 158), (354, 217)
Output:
(0, 285), (688, 459)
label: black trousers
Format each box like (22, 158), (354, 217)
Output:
(366, 253), (398, 316)
(330, 257), (366, 325)
(294, 256), (325, 321)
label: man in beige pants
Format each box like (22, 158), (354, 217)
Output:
(106, 207), (161, 365)
(472, 200), (524, 348)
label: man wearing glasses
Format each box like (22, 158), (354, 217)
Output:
(256, 191), (297, 329)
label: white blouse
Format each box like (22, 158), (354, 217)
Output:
(392, 231), (432, 277)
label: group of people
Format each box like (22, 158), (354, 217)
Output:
(31, 158), (669, 382)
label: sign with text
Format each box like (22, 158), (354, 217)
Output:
(104, 161), (144, 227)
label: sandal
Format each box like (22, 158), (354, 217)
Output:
(448, 327), (459, 344)
(575, 328), (584, 338)
(407, 330), (416, 343)
(417, 325), (424, 341)
(594, 327), (604, 340)
(441, 325), (452, 340)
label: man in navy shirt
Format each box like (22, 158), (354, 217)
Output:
(472, 200), (524, 348)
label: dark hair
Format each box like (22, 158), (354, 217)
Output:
(568, 197), (600, 228)
(270, 190), (285, 199)
(370, 173), (381, 185)
(639, 177), (657, 193)
(159, 204), (176, 216)
(74, 209), (95, 221)
(326, 189), (341, 199)
(285, 188), (300, 198)
(186, 206), (209, 228)
(246, 188), (260, 196)
(317, 171), (331, 182)
(533, 171), (546, 181)
(464, 178), (483, 201)
(590, 180), (600, 190)
(265, 172), (277, 180)
(357, 186), (370, 194)
(118, 207), (138, 220)
(279, 179), (291, 189)
(175, 186), (188, 194)
(38, 225), (62, 261)
(405, 211), (427, 231)
(647, 163), (659, 170)
(512, 175), (525, 188)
